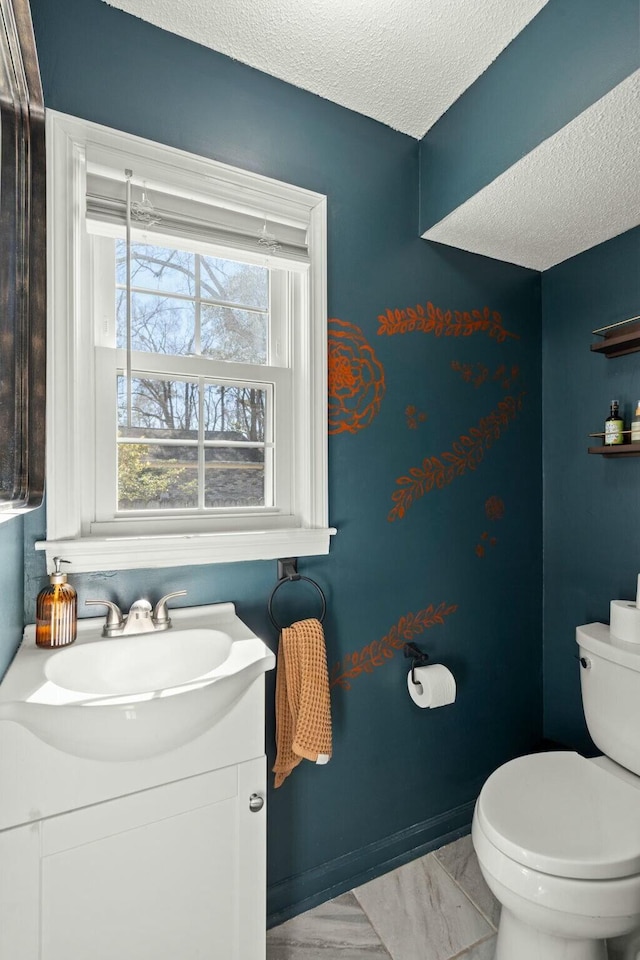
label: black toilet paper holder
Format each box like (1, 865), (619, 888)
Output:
(404, 642), (430, 685)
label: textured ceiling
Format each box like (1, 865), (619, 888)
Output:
(101, 0), (549, 138)
(424, 71), (640, 271)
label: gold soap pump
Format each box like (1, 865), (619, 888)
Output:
(35, 557), (77, 648)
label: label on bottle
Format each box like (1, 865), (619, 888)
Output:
(632, 422), (640, 443)
(605, 420), (624, 445)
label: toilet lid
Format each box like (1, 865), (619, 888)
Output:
(476, 752), (640, 880)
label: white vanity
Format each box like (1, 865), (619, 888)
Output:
(0, 602), (275, 960)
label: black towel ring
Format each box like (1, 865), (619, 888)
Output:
(267, 574), (327, 630)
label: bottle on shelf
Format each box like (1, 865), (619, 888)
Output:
(632, 402), (640, 444)
(35, 557), (77, 648)
(604, 400), (625, 446)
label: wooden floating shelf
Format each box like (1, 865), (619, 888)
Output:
(591, 317), (640, 358)
(588, 443), (640, 457)
(589, 317), (640, 453)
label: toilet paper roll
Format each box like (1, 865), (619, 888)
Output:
(407, 664), (456, 708)
(610, 600), (640, 643)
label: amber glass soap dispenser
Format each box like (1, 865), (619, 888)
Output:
(36, 557), (77, 648)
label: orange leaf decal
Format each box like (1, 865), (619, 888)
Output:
(378, 302), (518, 341)
(405, 403), (428, 430)
(388, 393), (525, 522)
(330, 603), (458, 690)
(485, 496), (505, 521)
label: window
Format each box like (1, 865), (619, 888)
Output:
(95, 240), (287, 527)
(40, 112), (333, 572)
(113, 243), (271, 513)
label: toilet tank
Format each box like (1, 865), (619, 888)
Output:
(577, 623), (640, 777)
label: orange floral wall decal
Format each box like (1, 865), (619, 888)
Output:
(378, 303), (519, 342)
(493, 364), (520, 391)
(451, 361), (489, 388)
(485, 496), (505, 521)
(328, 318), (386, 435)
(388, 392), (525, 522)
(330, 603), (457, 691)
(405, 404), (428, 429)
(475, 497), (504, 555)
(475, 531), (498, 558)
(451, 361), (521, 390)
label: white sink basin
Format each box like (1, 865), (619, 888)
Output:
(45, 628), (233, 697)
(0, 604), (275, 762)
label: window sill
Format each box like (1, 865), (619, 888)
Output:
(36, 527), (336, 574)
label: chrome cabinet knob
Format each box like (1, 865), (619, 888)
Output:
(249, 793), (265, 813)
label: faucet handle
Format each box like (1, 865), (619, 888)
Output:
(85, 599), (124, 637)
(153, 590), (187, 629)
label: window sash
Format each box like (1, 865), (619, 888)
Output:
(94, 347), (292, 529)
(116, 391), (273, 514)
(94, 235), (289, 368)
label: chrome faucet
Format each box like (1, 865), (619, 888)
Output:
(85, 591), (187, 638)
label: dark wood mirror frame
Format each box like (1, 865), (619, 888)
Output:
(0, 0), (45, 514)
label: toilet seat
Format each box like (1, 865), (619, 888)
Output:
(476, 751), (640, 880)
(473, 812), (640, 925)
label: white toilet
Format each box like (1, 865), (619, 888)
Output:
(472, 621), (640, 960)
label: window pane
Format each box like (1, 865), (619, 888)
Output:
(200, 256), (268, 310)
(201, 304), (267, 364)
(202, 384), (265, 442)
(118, 444), (198, 510)
(117, 290), (196, 354)
(118, 377), (199, 435)
(116, 242), (196, 297)
(204, 447), (265, 508)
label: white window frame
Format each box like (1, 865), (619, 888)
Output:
(38, 111), (334, 573)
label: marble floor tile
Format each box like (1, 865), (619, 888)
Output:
(266, 891), (393, 959)
(353, 853), (493, 960)
(434, 835), (500, 929)
(453, 934), (496, 960)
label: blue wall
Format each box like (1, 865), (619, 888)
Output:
(0, 517), (24, 677)
(419, 0), (640, 233)
(26, 0), (543, 920)
(542, 226), (640, 749)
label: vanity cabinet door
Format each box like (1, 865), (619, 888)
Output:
(0, 823), (40, 957)
(38, 758), (266, 960)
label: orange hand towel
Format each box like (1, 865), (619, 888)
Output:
(273, 618), (332, 788)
